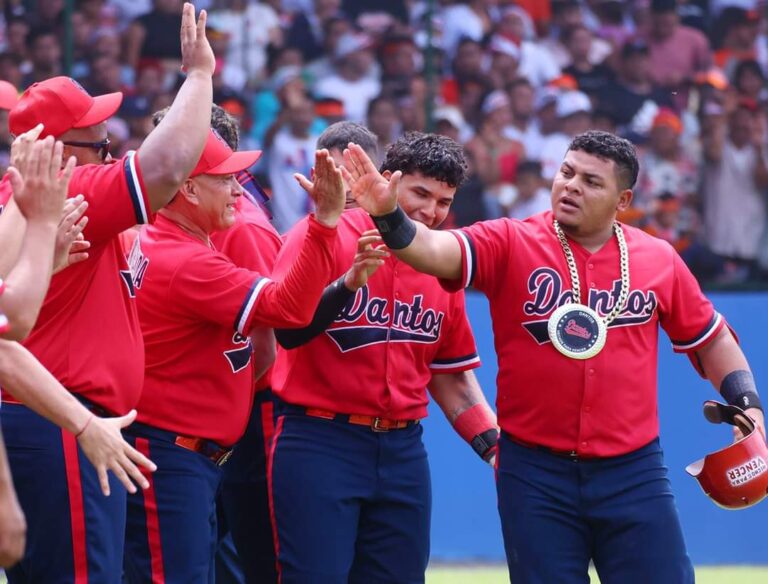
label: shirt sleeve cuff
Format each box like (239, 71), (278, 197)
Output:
(429, 352), (481, 373)
(671, 312), (725, 353)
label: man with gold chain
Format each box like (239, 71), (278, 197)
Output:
(341, 130), (765, 584)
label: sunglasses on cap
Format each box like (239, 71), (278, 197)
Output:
(61, 138), (111, 162)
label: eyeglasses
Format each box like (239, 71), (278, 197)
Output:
(62, 138), (111, 162)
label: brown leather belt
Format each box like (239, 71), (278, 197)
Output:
(303, 408), (419, 432)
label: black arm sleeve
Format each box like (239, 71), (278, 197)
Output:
(275, 275), (355, 349)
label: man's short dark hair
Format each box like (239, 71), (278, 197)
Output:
(380, 132), (467, 188)
(567, 130), (639, 190)
(317, 121), (378, 159)
(151, 103), (240, 150)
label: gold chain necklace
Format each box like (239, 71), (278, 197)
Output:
(547, 220), (630, 359)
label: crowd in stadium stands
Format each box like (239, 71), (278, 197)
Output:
(0, 0), (767, 286)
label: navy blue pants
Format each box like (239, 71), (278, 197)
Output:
(2, 403), (126, 584)
(219, 389), (277, 583)
(269, 408), (431, 584)
(123, 425), (223, 584)
(497, 434), (695, 584)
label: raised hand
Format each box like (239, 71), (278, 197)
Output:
(53, 195), (91, 274)
(294, 149), (345, 228)
(180, 2), (215, 77)
(8, 125), (76, 225)
(343, 230), (388, 291)
(76, 409), (157, 496)
(341, 143), (402, 216)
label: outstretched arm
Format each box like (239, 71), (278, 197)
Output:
(0, 340), (156, 496)
(137, 3), (216, 212)
(341, 143), (463, 281)
(695, 327), (765, 440)
(275, 231), (387, 349)
(429, 370), (499, 465)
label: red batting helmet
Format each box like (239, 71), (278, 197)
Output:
(686, 401), (768, 510)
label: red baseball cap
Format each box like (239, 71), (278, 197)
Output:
(9, 76), (122, 138)
(0, 81), (19, 111)
(191, 130), (262, 177)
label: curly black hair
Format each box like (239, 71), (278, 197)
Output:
(380, 132), (468, 188)
(568, 130), (639, 190)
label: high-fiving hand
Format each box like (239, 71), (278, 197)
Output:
(294, 149), (345, 228)
(341, 143), (402, 216)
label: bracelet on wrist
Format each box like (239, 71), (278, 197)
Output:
(75, 413), (95, 438)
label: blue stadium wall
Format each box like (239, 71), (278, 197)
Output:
(423, 292), (768, 565)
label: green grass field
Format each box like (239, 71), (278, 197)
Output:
(426, 565), (768, 583)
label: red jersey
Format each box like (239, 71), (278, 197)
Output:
(272, 208), (481, 421)
(445, 211), (724, 457)
(2, 152), (151, 413)
(133, 213), (337, 446)
(211, 197), (282, 392)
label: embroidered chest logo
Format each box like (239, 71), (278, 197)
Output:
(521, 267), (658, 344)
(326, 286), (446, 352)
(224, 332), (253, 373)
(121, 237), (150, 298)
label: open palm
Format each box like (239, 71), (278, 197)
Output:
(341, 143), (402, 216)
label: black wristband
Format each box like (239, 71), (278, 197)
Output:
(370, 206), (417, 250)
(471, 429), (499, 461)
(720, 370), (763, 412)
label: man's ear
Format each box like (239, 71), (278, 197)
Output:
(382, 170), (392, 180)
(617, 188), (633, 212)
(178, 178), (200, 206)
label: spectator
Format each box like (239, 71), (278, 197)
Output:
(701, 101), (768, 281)
(366, 96), (399, 159)
(3, 18), (29, 61)
(635, 109), (701, 231)
(0, 53), (23, 93)
(284, 0), (342, 61)
(539, 89), (593, 179)
(642, 192), (693, 254)
(732, 58), (766, 102)
(434, 105), (471, 144)
(712, 7), (762, 75)
(441, 0), (497, 59)
(500, 160), (551, 220)
(595, 40), (673, 136)
(497, 7), (561, 87)
(313, 32), (381, 124)
(266, 96), (322, 233)
(487, 34), (521, 90)
(645, 0), (711, 90)
(562, 24), (615, 97)
(207, 0), (282, 87)
(378, 34), (420, 99)
(466, 90), (525, 191)
(504, 77), (544, 160)
(21, 26), (61, 88)
(303, 15), (353, 85)
(124, 0), (183, 77)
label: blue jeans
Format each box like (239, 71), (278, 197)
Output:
(497, 435), (694, 584)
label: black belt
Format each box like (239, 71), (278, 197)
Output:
(502, 431), (598, 460)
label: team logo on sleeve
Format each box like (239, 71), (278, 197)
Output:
(223, 332), (253, 373)
(325, 286), (445, 352)
(521, 268), (657, 344)
(121, 237), (150, 297)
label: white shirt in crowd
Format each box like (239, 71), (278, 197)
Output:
(703, 140), (767, 260)
(268, 128), (319, 234)
(506, 187), (552, 221)
(314, 75), (381, 124)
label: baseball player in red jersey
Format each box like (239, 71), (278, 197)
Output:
(123, 130), (347, 583)
(268, 132), (498, 584)
(0, 5), (221, 582)
(149, 103), (280, 583)
(0, 128), (155, 568)
(346, 130), (766, 584)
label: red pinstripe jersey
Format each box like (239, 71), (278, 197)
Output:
(444, 210), (724, 457)
(271, 208), (480, 421)
(1, 153), (152, 414)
